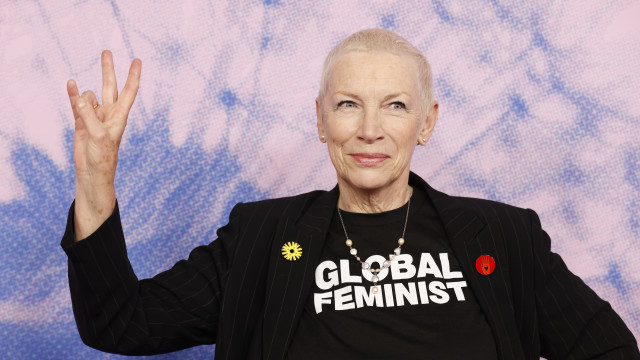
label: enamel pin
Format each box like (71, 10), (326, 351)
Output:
(281, 241), (302, 261)
(475, 255), (495, 275)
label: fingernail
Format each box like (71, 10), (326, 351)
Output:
(78, 102), (86, 109)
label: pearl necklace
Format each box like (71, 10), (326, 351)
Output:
(336, 196), (410, 294)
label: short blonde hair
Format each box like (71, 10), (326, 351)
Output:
(318, 28), (434, 114)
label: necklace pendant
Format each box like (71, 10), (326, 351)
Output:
(336, 197), (410, 291)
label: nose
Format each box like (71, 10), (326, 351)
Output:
(357, 108), (384, 143)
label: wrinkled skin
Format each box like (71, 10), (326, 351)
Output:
(67, 50), (141, 241)
(316, 50), (438, 213)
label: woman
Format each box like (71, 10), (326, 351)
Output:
(62, 29), (638, 359)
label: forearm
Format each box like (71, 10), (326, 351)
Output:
(565, 302), (640, 359)
(73, 179), (116, 241)
(62, 201), (220, 355)
(529, 209), (639, 359)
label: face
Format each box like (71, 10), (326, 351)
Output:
(316, 50), (438, 193)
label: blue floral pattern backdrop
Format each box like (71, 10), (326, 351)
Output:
(1, 0), (638, 358)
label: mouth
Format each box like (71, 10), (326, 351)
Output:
(349, 153), (389, 166)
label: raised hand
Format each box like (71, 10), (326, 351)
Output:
(67, 50), (141, 241)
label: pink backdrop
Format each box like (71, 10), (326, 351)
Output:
(1, 0), (638, 358)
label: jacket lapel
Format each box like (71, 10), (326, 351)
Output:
(262, 187), (339, 360)
(413, 172), (524, 359)
(261, 173), (523, 359)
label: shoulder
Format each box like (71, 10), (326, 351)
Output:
(412, 171), (533, 226)
(240, 188), (329, 210)
(444, 192), (533, 227)
(233, 188), (331, 221)
(214, 189), (333, 257)
(449, 194), (528, 213)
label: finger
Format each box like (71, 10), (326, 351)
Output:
(117, 58), (141, 114)
(75, 96), (104, 136)
(81, 90), (99, 109)
(101, 50), (118, 104)
(67, 79), (81, 121)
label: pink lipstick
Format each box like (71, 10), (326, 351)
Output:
(350, 153), (389, 166)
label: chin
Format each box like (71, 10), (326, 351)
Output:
(344, 168), (396, 192)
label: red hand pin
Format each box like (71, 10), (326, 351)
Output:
(475, 255), (495, 275)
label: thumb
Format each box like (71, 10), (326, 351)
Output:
(75, 97), (104, 138)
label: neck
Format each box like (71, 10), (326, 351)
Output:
(337, 176), (413, 213)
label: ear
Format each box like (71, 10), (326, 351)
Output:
(316, 98), (326, 141)
(418, 100), (438, 145)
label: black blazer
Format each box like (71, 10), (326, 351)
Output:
(61, 172), (639, 359)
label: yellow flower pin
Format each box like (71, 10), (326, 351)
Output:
(281, 242), (302, 261)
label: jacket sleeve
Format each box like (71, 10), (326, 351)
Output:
(529, 209), (640, 359)
(60, 200), (243, 355)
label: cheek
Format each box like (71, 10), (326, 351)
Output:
(325, 141), (350, 179)
(324, 123), (354, 172)
(326, 139), (346, 165)
(400, 140), (417, 160)
(324, 114), (357, 141)
(388, 121), (420, 159)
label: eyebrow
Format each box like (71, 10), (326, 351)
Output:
(381, 92), (412, 102)
(334, 92), (363, 102)
(334, 91), (412, 102)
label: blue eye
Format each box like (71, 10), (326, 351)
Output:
(390, 102), (406, 110)
(337, 100), (356, 108)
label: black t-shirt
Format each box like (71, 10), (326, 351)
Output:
(285, 187), (498, 360)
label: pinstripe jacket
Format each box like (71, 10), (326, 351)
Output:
(61, 172), (639, 359)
